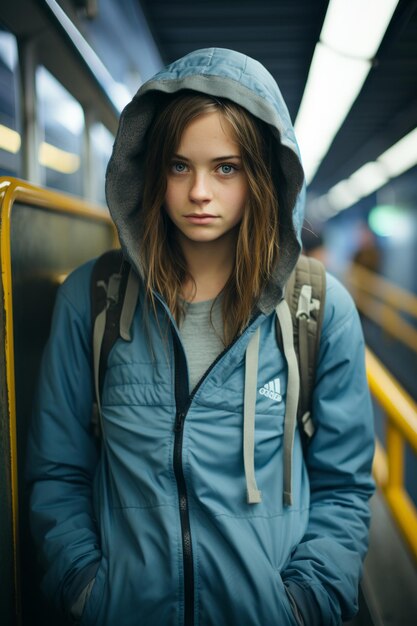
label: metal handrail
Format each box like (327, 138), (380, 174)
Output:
(0, 176), (116, 623)
(346, 264), (417, 354)
(366, 347), (417, 562)
(349, 263), (417, 318)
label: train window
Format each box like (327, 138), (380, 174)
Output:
(36, 66), (84, 196)
(0, 26), (22, 177)
(90, 122), (114, 206)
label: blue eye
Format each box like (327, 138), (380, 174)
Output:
(171, 162), (188, 173)
(219, 164), (236, 175)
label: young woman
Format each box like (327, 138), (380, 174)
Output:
(27, 48), (375, 626)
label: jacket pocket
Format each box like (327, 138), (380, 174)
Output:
(70, 578), (96, 622)
(79, 557), (107, 626)
(277, 572), (304, 626)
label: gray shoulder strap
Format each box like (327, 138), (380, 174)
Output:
(120, 267), (140, 341)
(275, 299), (300, 506)
(92, 274), (122, 420)
(92, 265), (139, 430)
(282, 254), (326, 443)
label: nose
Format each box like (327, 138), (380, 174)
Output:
(189, 171), (213, 205)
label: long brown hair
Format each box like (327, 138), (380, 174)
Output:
(140, 91), (279, 345)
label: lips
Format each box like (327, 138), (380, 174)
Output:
(184, 213), (218, 224)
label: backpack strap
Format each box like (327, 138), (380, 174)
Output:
(90, 249), (134, 437)
(276, 254), (326, 448)
(275, 298), (301, 506)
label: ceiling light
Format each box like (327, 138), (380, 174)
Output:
(348, 162), (390, 197)
(43, 0), (128, 113)
(321, 0), (399, 59)
(295, 0), (399, 185)
(312, 125), (417, 219)
(295, 43), (369, 183)
(377, 127), (417, 178)
(327, 180), (360, 211)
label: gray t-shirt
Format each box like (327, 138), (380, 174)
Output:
(179, 297), (225, 392)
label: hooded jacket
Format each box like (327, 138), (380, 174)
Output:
(27, 48), (375, 626)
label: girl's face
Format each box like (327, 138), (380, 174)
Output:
(164, 111), (249, 246)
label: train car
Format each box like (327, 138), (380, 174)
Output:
(1, 1), (417, 625)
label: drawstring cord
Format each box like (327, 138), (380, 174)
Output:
(243, 327), (262, 503)
(243, 300), (300, 506)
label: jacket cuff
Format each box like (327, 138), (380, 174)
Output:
(285, 580), (322, 626)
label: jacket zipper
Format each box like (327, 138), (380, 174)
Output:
(173, 410), (194, 626)
(172, 331), (232, 626)
(171, 312), (261, 626)
(172, 332), (195, 626)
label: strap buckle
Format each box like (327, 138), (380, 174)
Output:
(296, 284), (320, 320)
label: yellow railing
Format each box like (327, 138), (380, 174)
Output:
(346, 264), (417, 559)
(366, 347), (417, 561)
(347, 263), (417, 353)
(0, 177), (116, 623)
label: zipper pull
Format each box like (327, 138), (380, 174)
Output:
(174, 411), (186, 432)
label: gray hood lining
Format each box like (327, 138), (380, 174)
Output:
(105, 57), (305, 313)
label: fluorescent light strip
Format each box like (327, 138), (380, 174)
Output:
(327, 180), (360, 211)
(348, 162), (390, 198)
(295, 44), (370, 183)
(295, 0), (399, 185)
(321, 0), (399, 59)
(378, 127), (417, 178)
(314, 126), (417, 219)
(43, 0), (127, 112)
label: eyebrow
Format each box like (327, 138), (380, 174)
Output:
(173, 153), (242, 162)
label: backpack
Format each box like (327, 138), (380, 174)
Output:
(90, 250), (326, 446)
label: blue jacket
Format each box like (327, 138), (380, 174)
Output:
(27, 48), (374, 626)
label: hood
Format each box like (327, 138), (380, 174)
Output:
(105, 47), (305, 313)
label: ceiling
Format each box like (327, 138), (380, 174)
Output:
(139, 0), (417, 198)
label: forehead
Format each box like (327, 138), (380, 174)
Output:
(177, 111), (239, 152)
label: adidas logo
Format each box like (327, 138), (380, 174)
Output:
(259, 378), (282, 402)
